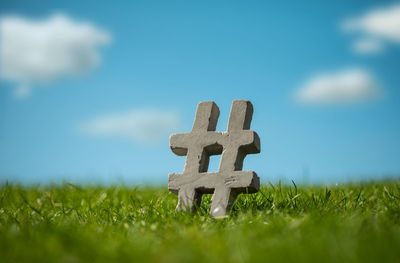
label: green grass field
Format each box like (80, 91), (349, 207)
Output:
(1, 181), (400, 263)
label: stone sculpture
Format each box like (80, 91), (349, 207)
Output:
(168, 100), (261, 217)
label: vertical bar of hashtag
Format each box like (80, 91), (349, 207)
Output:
(210, 100), (253, 217)
(176, 101), (220, 212)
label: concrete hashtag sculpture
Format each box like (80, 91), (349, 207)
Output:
(168, 100), (260, 217)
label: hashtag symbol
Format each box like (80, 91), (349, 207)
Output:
(168, 100), (260, 217)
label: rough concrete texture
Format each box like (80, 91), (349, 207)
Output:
(168, 100), (260, 217)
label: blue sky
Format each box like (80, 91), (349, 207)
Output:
(1, 0), (400, 184)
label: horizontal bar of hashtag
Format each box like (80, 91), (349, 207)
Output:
(168, 171), (259, 194)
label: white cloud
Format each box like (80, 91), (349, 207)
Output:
(79, 108), (180, 143)
(342, 3), (400, 54)
(295, 68), (380, 104)
(0, 13), (110, 98)
(352, 38), (383, 54)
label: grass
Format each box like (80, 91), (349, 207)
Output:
(1, 181), (400, 263)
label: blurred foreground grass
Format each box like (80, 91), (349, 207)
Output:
(1, 181), (400, 263)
